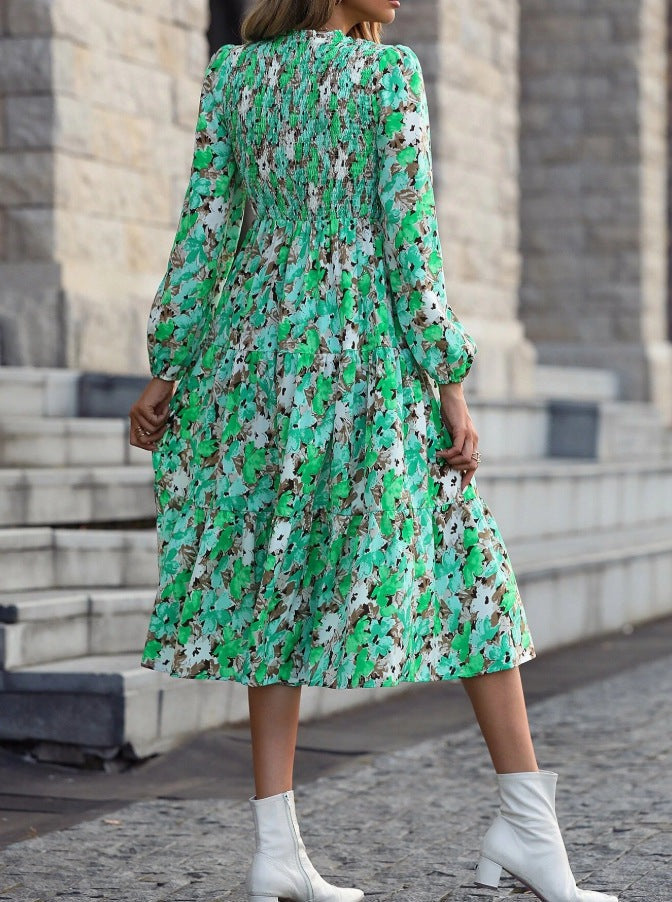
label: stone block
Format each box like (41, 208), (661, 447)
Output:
(156, 20), (187, 75)
(226, 681), (250, 724)
(173, 77), (205, 129)
(150, 121), (194, 173)
(0, 528), (55, 592)
(0, 423), (68, 468)
(1, 615), (90, 669)
(54, 531), (125, 589)
(0, 687), (124, 745)
(0, 151), (53, 205)
(194, 680), (231, 730)
(6, 0), (53, 35)
(106, 7), (160, 65)
(5, 208), (56, 261)
(77, 371), (152, 419)
(54, 155), (171, 224)
(0, 365), (50, 415)
(90, 473), (155, 523)
(65, 428), (128, 468)
(171, 0), (212, 31)
(0, 475), (27, 528)
(127, 442), (152, 466)
(90, 608), (150, 655)
(71, 48), (172, 120)
(185, 27), (209, 80)
(25, 474), (94, 527)
(125, 224), (174, 273)
(4, 95), (53, 149)
(54, 211), (126, 266)
(0, 37), (52, 93)
(123, 682), (162, 753)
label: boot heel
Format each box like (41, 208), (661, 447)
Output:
(475, 855), (502, 888)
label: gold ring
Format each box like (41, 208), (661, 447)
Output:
(471, 451), (481, 463)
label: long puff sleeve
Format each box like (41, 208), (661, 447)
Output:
(374, 44), (477, 384)
(147, 45), (246, 382)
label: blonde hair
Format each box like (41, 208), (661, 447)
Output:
(241, 0), (383, 43)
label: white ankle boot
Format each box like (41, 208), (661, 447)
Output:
(246, 789), (364, 902)
(475, 769), (618, 902)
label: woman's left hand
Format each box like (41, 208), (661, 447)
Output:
(435, 381), (480, 491)
(128, 377), (176, 451)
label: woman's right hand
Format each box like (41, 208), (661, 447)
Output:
(128, 376), (176, 451)
(435, 382), (479, 490)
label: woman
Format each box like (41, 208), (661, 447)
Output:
(129, 1), (619, 900)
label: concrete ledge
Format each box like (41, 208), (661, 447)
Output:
(0, 465), (155, 527)
(0, 416), (147, 467)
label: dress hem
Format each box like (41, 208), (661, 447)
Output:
(138, 646), (537, 688)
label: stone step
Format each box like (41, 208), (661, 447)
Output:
(1, 522), (670, 667)
(0, 651), (403, 761)
(0, 368), (79, 417)
(465, 398), (548, 461)
(0, 586), (155, 669)
(0, 367), (148, 419)
(0, 416), (147, 467)
(3, 446), (672, 587)
(1, 520), (670, 759)
(596, 401), (672, 460)
(534, 364), (620, 401)
(476, 458), (672, 542)
(0, 402), (547, 467)
(0, 527), (157, 593)
(2, 451), (672, 539)
(0, 465), (155, 527)
(1, 377), (671, 467)
(511, 522), (672, 651)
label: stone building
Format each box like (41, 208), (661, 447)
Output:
(1, 0), (670, 417)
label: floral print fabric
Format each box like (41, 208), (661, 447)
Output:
(140, 28), (536, 687)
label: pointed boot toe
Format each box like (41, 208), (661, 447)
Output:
(475, 770), (619, 902)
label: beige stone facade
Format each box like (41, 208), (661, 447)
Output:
(396, 0), (536, 398)
(519, 0), (672, 418)
(0, 0), (210, 372)
(1, 0), (671, 416)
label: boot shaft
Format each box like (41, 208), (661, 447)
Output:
(249, 790), (303, 859)
(496, 769), (559, 827)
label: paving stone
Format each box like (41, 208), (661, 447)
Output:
(0, 654), (669, 900)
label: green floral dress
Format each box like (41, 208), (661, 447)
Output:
(140, 27), (536, 687)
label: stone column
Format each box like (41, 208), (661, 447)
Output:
(393, 0), (537, 398)
(519, 0), (672, 421)
(0, 0), (210, 374)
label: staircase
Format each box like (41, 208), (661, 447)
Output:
(1, 365), (671, 764)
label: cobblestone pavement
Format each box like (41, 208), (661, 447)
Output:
(1, 655), (670, 902)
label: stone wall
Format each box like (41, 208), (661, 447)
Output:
(519, 0), (672, 420)
(394, 0), (536, 398)
(0, 0), (210, 373)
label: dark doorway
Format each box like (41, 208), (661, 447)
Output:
(208, 0), (246, 51)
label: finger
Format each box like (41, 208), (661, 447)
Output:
(130, 431), (159, 451)
(138, 422), (168, 441)
(439, 442), (472, 469)
(134, 412), (168, 435)
(130, 421), (166, 447)
(439, 427), (467, 459)
(460, 463), (478, 492)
